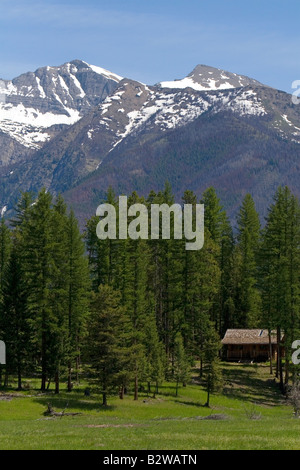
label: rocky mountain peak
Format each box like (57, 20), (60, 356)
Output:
(159, 64), (264, 91)
(0, 60), (122, 155)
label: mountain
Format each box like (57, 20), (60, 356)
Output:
(0, 59), (122, 164)
(158, 64), (264, 91)
(0, 61), (300, 224)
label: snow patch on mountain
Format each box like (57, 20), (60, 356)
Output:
(1, 206), (7, 218)
(159, 65), (264, 92)
(159, 76), (235, 92)
(226, 90), (266, 116)
(0, 60), (122, 151)
(86, 63), (123, 82)
(0, 120), (51, 149)
(100, 86), (267, 153)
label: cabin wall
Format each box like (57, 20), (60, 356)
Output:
(224, 344), (277, 362)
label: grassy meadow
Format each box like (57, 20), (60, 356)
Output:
(0, 362), (300, 450)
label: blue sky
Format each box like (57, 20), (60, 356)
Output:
(0, 0), (299, 93)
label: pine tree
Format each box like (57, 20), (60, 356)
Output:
(219, 214), (235, 334)
(0, 219), (12, 386)
(235, 194), (261, 328)
(173, 333), (190, 397)
(20, 189), (64, 390)
(259, 187), (300, 388)
(50, 195), (69, 393)
(0, 242), (30, 389)
(11, 192), (34, 229)
(203, 325), (223, 407)
(65, 209), (90, 391)
(0, 219), (11, 298)
(147, 185), (184, 366)
(85, 187), (120, 291)
(122, 191), (149, 400)
(143, 310), (165, 396)
(86, 285), (130, 406)
(201, 187), (233, 333)
(201, 187), (224, 244)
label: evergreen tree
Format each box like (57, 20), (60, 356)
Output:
(219, 215), (235, 334)
(65, 209), (90, 391)
(203, 325), (223, 407)
(0, 242), (30, 389)
(259, 187), (300, 389)
(19, 189), (66, 390)
(85, 187), (120, 291)
(235, 194), (261, 328)
(11, 192), (34, 229)
(143, 310), (165, 396)
(0, 219), (11, 298)
(201, 187), (224, 244)
(173, 333), (190, 397)
(201, 187), (234, 333)
(122, 191), (149, 400)
(50, 195), (69, 393)
(147, 184), (184, 366)
(86, 285), (130, 406)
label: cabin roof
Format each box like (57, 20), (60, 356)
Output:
(221, 329), (278, 345)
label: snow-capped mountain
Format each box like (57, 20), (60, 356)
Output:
(0, 59), (122, 157)
(0, 62), (265, 157)
(158, 64), (264, 91)
(97, 82), (267, 153)
(1, 60), (300, 225)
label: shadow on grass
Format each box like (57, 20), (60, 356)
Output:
(175, 400), (205, 408)
(222, 363), (283, 406)
(33, 394), (116, 413)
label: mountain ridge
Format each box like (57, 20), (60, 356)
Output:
(0, 60), (122, 159)
(158, 64), (265, 91)
(0, 59), (299, 224)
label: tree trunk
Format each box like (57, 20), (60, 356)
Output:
(103, 391), (107, 406)
(268, 330), (273, 375)
(277, 328), (284, 392)
(41, 375), (47, 391)
(206, 388), (210, 407)
(276, 327), (280, 379)
(55, 370), (60, 394)
(17, 364), (22, 391)
(67, 362), (72, 392)
(285, 359), (289, 386)
(200, 358), (203, 378)
(41, 310), (47, 391)
(76, 348), (80, 383)
(4, 370), (8, 388)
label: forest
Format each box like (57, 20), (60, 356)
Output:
(0, 183), (299, 407)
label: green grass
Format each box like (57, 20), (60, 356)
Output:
(0, 363), (300, 450)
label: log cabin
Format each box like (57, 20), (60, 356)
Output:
(221, 329), (280, 362)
